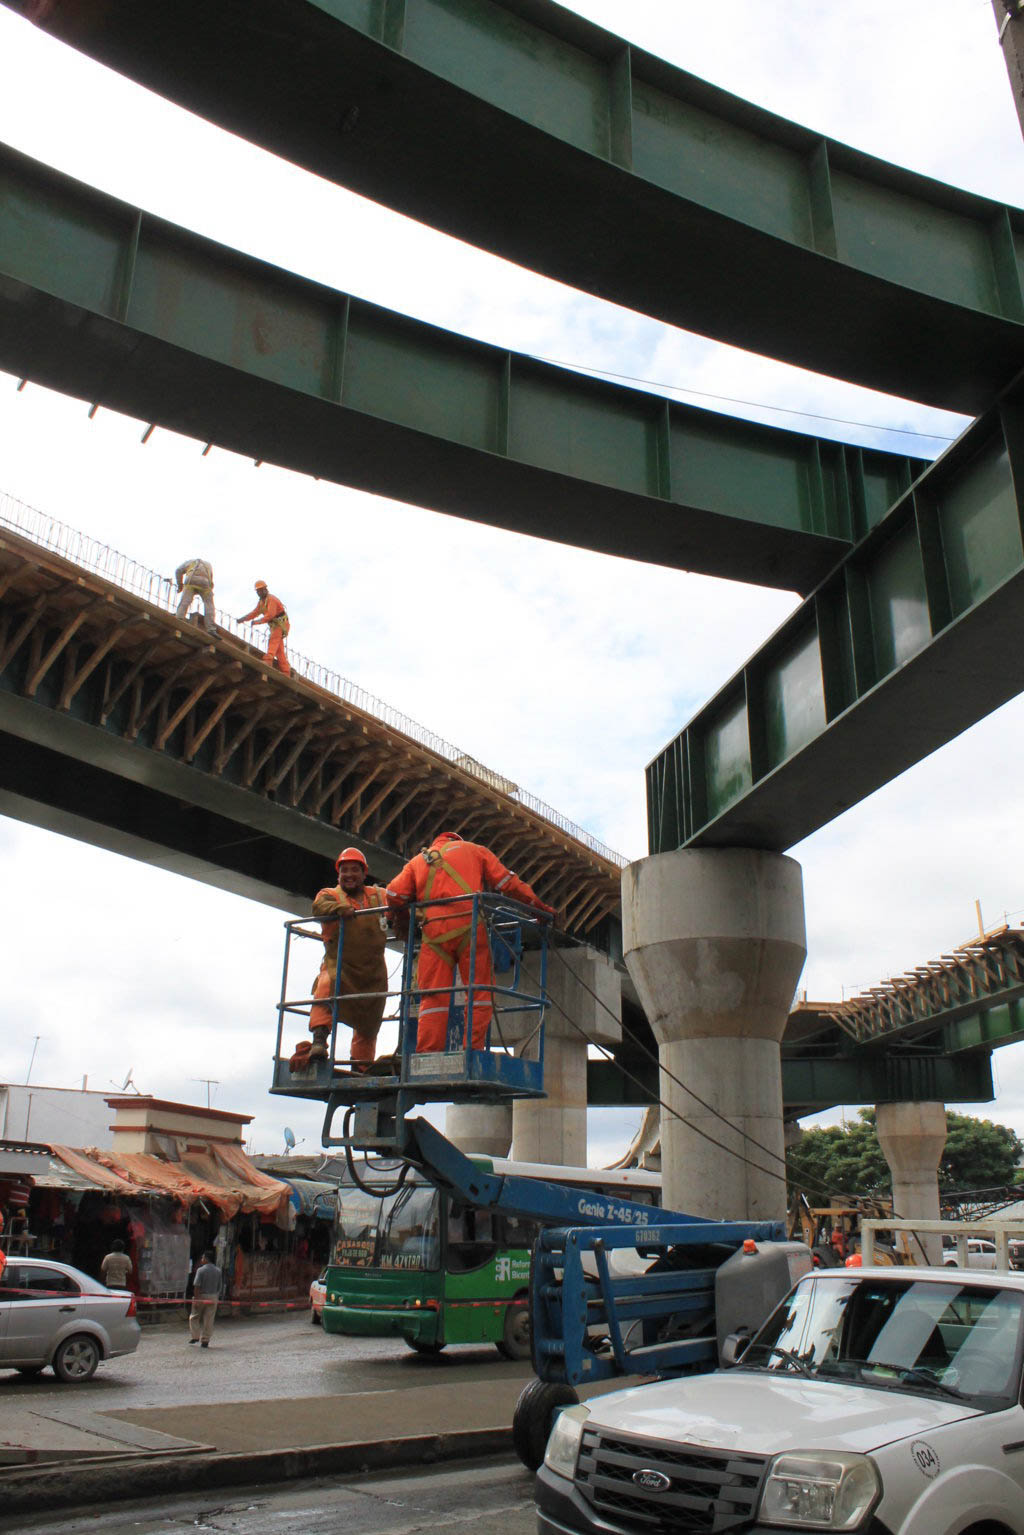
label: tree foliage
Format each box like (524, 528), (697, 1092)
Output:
(786, 1109), (1023, 1202)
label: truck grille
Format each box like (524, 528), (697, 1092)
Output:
(576, 1424), (767, 1533)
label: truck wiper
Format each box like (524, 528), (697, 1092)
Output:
(862, 1363), (967, 1401)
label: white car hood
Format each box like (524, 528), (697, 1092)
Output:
(584, 1371), (980, 1455)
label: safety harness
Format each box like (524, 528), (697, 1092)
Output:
(419, 842), (479, 969)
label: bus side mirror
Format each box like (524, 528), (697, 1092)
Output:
(720, 1329), (750, 1367)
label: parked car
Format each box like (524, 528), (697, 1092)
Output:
(537, 1266), (1024, 1535)
(943, 1236), (999, 1269)
(309, 1268), (327, 1325)
(0, 1256), (141, 1382)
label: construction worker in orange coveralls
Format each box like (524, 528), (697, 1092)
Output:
(239, 581), (291, 676)
(303, 848), (390, 1069)
(386, 832), (554, 1053)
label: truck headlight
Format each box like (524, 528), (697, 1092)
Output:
(542, 1405), (591, 1481)
(759, 1452), (880, 1529)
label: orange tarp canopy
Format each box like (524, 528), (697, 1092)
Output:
(51, 1144), (289, 1219)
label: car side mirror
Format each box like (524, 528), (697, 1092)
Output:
(720, 1329), (750, 1366)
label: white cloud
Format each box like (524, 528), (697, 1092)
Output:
(0, 0), (1023, 1165)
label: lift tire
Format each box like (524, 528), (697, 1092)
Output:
(512, 1379), (579, 1471)
(405, 1337), (446, 1356)
(496, 1299), (531, 1362)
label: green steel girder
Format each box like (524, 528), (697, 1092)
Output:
(648, 373), (1024, 852)
(0, 145), (871, 594)
(835, 930), (1024, 1047)
(11, 0), (1024, 412)
(942, 998), (1024, 1055)
(586, 1052), (995, 1116)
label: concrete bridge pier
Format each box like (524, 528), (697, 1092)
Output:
(444, 1102), (512, 1158)
(444, 948), (621, 1164)
(622, 848), (806, 1222)
(875, 1101), (947, 1265)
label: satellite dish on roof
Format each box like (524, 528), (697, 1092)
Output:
(283, 1127), (296, 1151)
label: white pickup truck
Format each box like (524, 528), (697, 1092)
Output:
(536, 1264), (1024, 1535)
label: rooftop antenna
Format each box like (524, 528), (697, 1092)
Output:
(24, 1035), (41, 1086)
(190, 1078), (219, 1108)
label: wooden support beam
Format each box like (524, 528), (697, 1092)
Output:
(310, 758), (359, 817)
(22, 597), (104, 698)
(332, 759), (388, 824)
(264, 723), (316, 792)
(185, 687), (240, 762)
(401, 791), (448, 850)
(57, 622), (131, 709)
(350, 767), (408, 832)
(154, 672), (217, 750)
(211, 701), (271, 775)
(243, 718), (296, 787)
(292, 742), (340, 808)
(370, 778), (429, 840)
(127, 656), (192, 740)
(0, 593), (47, 673)
(99, 636), (158, 725)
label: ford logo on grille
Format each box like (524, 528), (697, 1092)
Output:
(632, 1469), (671, 1492)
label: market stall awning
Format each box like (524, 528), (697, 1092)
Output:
(49, 1143), (290, 1218)
(280, 1179), (338, 1220)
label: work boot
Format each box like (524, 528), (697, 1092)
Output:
(307, 1027), (331, 1063)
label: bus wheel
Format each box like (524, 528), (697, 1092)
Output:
(405, 1337), (445, 1356)
(497, 1300), (531, 1361)
(512, 1379), (579, 1472)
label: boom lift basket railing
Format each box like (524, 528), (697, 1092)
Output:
(270, 892), (551, 1152)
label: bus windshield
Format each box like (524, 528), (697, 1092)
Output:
(335, 1174), (440, 1271)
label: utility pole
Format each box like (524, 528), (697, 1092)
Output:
(993, 0), (1024, 141)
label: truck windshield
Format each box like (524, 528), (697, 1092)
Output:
(741, 1275), (1024, 1411)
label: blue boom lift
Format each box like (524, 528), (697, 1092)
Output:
(271, 891), (807, 1467)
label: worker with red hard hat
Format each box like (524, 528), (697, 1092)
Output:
(239, 580), (291, 677)
(386, 832), (554, 1052)
(299, 847), (390, 1069)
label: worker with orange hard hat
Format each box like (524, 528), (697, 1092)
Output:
(300, 847), (391, 1069)
(386, 832), (554, 1053)
(239, 580), (291, 676)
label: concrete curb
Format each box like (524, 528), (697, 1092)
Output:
(0, 1428), (515, 1521)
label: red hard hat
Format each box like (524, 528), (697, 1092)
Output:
(437, 831), (463, 843)
(844, 1253), (863, 1268)
(336, 847), (367, 870)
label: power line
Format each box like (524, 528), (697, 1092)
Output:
(527, 352), (958, 445)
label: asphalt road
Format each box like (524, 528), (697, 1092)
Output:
(0, 1312), (527, 1411)
(11, 1457), (538, 1535)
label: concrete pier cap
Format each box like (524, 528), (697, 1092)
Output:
(622, 848), (806, 1222)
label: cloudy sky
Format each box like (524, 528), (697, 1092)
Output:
(0, 1), (1022, 1165)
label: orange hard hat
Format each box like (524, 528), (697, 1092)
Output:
(437, 831), (463, 843)
(336, 847), (367, 870)
(254, 579), (268, 590)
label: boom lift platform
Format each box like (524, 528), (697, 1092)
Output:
(271, 893), (808, 1466)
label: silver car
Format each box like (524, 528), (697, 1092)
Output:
(0, 1257), (141, 1382)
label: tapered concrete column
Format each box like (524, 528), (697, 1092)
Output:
(444, 1103), (512, 1158)
(503, 947), (621, 1167)
(623, 849), (806, 1222)
(876, 1101), (947, 1265)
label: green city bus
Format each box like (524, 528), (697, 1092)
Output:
(321, 1156), (662, 1358)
